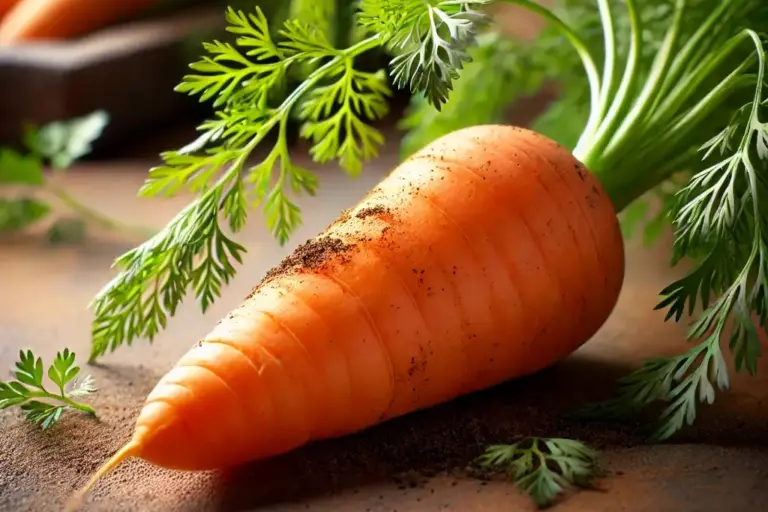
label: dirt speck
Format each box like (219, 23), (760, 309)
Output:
(258, 236), (352, 287)
(355, 206), (391, 220)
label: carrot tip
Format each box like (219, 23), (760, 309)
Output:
(65, 440), (140, 512)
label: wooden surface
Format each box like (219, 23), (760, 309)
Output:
(0, 0), (549, 151)
(1, 129), (768, 511)
(0, 6), (223, 147)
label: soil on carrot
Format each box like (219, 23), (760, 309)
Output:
(355, 205), (391, 219)
(252, 205), (395, 295)
(259, 236), (353, 284)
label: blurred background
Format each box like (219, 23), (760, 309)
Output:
(0, 0), (593, 247)
(0, 0), (555, 158)
(0, 0), (279, 153)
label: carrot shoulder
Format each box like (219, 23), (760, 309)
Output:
(0, 0), (156, 44)
(68, 125), (625, 510)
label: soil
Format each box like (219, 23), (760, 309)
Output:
(260, 236), (353, 285)
(2, 152), (768, 512)
(355, 206), (391, 220)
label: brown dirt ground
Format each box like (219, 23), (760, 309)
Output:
(2, 137), (768, 512)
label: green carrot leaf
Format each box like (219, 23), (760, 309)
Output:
(384, 0), (490, 110)
(48, 349), (79, 395)
(398, 31), (541, 158)
(66, 374), (97, 399)
(0, 149), (43, 185)
(24, 110), (110, 170)
(14, 350), (46, 391)
(46, 217), (88, 245)
(0, 349), (97, 430)
(21, 401), (66, 431)
(477, 437), (601, 508)
(298, 66), (391, 176)
(0, 197), (50, 233)
(87, 2), (489, 360)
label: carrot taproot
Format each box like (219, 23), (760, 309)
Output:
(67, 124), (625, 509)
(0, 0), (156, 44)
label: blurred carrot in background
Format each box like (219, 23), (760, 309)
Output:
(0, 0), (20, 20)
(0, 0), (158, 44)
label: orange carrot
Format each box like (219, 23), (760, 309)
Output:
(67, 125), (625, 509)
(0, 0), (20, 20)
(0, 0), (156, 44)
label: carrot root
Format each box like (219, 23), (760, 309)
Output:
(72, 125), (625, 507)
(65, 441), (140, 512)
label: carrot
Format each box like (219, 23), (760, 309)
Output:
(0, 0), (20, 20)
(67, 124), (625, 509)
(0, 0), (156, 44)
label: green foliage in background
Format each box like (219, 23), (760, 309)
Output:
(0, 349), (97, 430)
(0, 111), (154, 243)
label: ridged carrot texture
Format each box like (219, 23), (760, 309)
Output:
(67, 125), (625, 510)
(0, 0), (156, 44)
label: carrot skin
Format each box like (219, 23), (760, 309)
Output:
(0, 0), (157, 44)
(70, 125), (625, 508)
(0, 0), (21, 20)
(132, 124), (625, 468)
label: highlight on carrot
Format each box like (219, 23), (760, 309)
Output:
(71, 0), (768, 508)
(0, 0), (156, 44)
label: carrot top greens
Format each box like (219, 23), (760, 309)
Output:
(0, 349), (97, 430)
(510, 0), (768, 444)
(87, 0), (489, 359)
(477, 437), (601, 508)
(0, 110), (153, 243)
(87, 0), (766, 463)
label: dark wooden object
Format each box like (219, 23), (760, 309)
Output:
(0, 6), (225, 150)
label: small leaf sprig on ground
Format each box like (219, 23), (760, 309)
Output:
(0, 110), (154, 243)
(0, 349), (97, 430)
(476, 437), (602, 508)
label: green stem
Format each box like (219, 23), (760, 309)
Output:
(25, 391), (96, 415)
(741, 30), (765, 146)
(103, 33), (386, 257)
(599, 0), (687, 163)
(652, 1), (738, 105)
(213, 34), (385, 196)
(666, 75), (753, 151)
(740, 31), (767, 271)
(594, 0), (616, 124)
(46, 184), (156, 239)
(585, 0), (641, 167)
(647, 32), (751, 132)
(61, 397), (96, 415)
(595, 66), (750, 212)
(597, 54), (756, 184)
(279, 33), (383, 115)
(500, 0), (602, 155)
